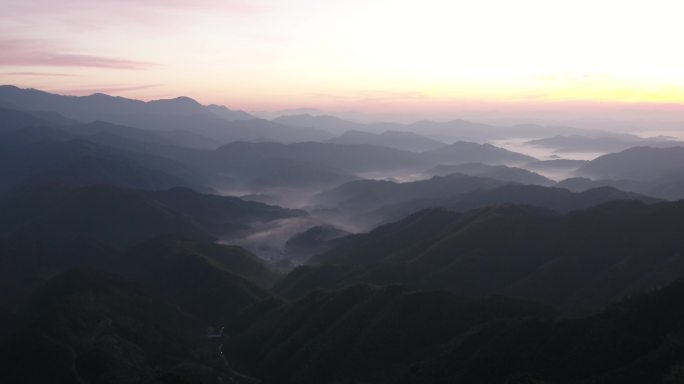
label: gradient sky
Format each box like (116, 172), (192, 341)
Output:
(1, 0), (684, 118)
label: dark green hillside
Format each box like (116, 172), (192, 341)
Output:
(0, 184), (304, 248)
(150, 186), (306, 236)
(0, 235), (277, 327)
(24, 155), (196, 191)
(279, 200), (684, 311)
(0, 185), (288, 318)
(0, 185), (213, 249)
(367, 184), (660, 225)
(400, 279), (684, 384)
(225, 284), (553, 384)
(122, 236), (275, 324)
(223, 280), (684, 384)
(0, 269), (224, 384)
(313, 173), (507, 214)
(285, 225), (351, 260)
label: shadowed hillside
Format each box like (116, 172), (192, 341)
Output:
(0, 269), (225, 384)
(224, 280), (684, 383)
(278, 200), (683, 311)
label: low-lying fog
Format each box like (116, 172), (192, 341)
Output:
(491, 138), (604, 162)
(220, 217), (317, 263)
(214, 131), (684, 265)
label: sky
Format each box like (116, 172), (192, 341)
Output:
(1, 0), (684, 122)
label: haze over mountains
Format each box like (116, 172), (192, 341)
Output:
(4, 85), (684, 383)
(527, 134), (683, 153)
(0, 85), (330, 145)
(327, 129), (446, 151)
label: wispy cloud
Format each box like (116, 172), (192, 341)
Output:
(4, 0), (266, 31)
(3, 0), (263, 15)
(0, 39), (155, 70)
(134, 0), (264, 13)
(3, 71), (81, 77)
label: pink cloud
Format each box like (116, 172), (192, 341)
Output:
(4, 0), (266, 30)
(131, 0), (263, 13)
(0, 39), (155, 70)
(3, 71), (81, 77)
(5, 0), (263, 13)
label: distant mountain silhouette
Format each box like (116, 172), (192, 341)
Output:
(0, 85), (330, 143)
(579, 146), (684, 180)
(527, 134), (682, 153)
(274, 114), (361, 135)
(426, 162), (554, 185)
(524, 158), (588, 171)
(365, 184), (659, 226)
(2, 85), (620, 146)
(312, 173), (507, 218)
(239, 158), (358, 189)
(206, 104), (255, 120)
(421, 141), (537, 165)
(274, 113), (601, 142)
(211, 141), (426, 174)
(63, 120), (217, 149)
(0, 106), (215, 150)
(2, 107), (421, 193)
(47, 132), (363, 191)
(558, 177), (647, 194)
(197, 141), (537, 191)
(558, 172), (684, 201)
(313, 175), (651, 228)
(327, 130), (446, 151)
(407, 120), (599, 142)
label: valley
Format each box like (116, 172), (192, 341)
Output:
(2, 85), (684, 383)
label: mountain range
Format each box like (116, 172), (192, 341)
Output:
(279, 199), (682, 313)
(527, 134), (682, 153)
(224, 279), (684, 383)
(0, 85), (330, 144)
(425, 163), (555, 186)
(5, 84), (684, 384)
(327, 130), (446, 151)
(273, 113), (604, 142)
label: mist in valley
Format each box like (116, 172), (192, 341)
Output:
(5, 1), (684, 383)
(4, 83), (684, 384)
